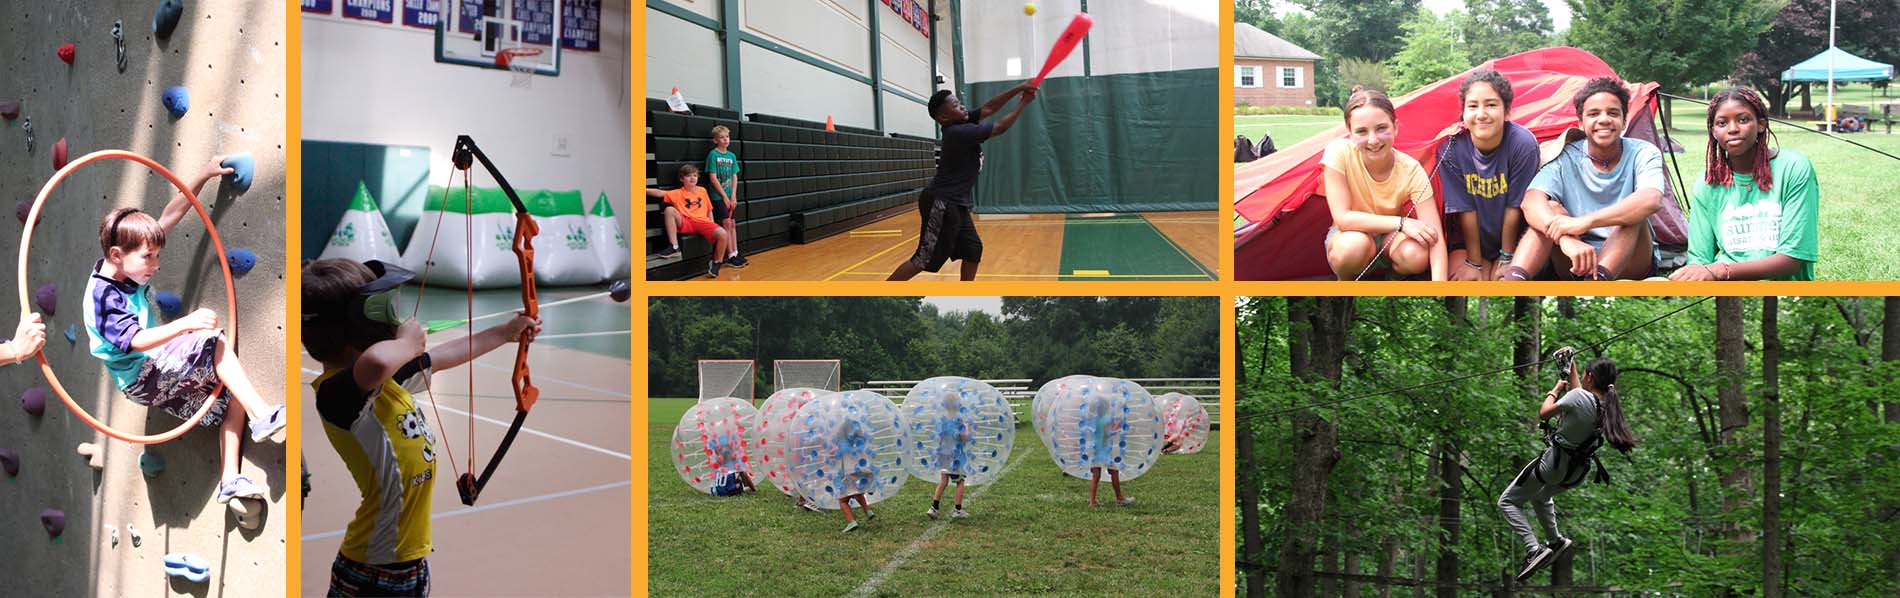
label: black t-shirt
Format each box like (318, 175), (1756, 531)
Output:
(922, 114), (994, 206)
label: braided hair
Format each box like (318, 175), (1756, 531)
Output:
(1703, 86), (1776, 191)
(1585, 357), (1639, 454)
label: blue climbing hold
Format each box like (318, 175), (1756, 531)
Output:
(163, 552), (209, 583)
(155, 291), (183, 318)
(64, 324), (75, 344)
(221, 152), (254, 193)
(140, 451), (165, 478)
(161, 86), (189, 118)
(226, 247), (257, 276)
(153, 0), (184, 39)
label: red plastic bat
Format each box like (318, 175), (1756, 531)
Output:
(1030, 12), (1093, 88)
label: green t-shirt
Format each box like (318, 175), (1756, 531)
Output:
(1685, 150), (1819, 281)
(705, 149), (740, 199)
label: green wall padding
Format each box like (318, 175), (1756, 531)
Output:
(968, 68), (1218, 213)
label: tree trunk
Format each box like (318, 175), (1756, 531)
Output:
(1345, 510), (1364, 598)
(1557, 296), (1575, 319)
(1323, 526), (1341, 597)
(1434, 298), (1467, 598)
(1278, 297), (1351, 597)
(1884, 297), (1899, 423)
(1800, 83), (1812, 112)
(1239, 300), (1267, 598)
(1377, 448), (1403, 598)
(1715, 296), (1755, 595)
(1762, 297), (1782, 598)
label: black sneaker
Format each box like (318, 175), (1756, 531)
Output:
(707, 260), (722, 279)
(657, 246), (680, 259)
(1547, 537), (1574, 561)
(728, 254), (749, 268)
(1515, 545), (1555, 581)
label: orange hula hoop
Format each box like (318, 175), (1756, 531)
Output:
(17, 150), (239, 444)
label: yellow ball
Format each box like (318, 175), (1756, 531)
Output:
(1024, 3), (1036, 16)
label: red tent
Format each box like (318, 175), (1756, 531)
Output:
(1234, 47), (1689, 280)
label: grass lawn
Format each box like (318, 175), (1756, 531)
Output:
(647, 398), (1219, 597)
(1234, 102), (1900, 280)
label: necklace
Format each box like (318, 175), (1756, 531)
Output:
(1587, 142), (1622, 171)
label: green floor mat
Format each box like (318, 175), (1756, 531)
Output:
(1056, 214), (1213, 280)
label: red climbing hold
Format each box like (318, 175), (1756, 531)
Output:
(57, 43), (74, 65)
(53, 138), (68, 170)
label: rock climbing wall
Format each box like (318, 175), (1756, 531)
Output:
(0, 2), (286, 596)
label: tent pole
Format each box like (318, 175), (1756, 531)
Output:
(1826, 0), (1836, 132)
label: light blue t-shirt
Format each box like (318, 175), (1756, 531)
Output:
(1528, 137), (1666, 244)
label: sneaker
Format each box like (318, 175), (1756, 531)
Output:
(842, 521), (859, 533)
(1548, 537), (1574, 561)
(248, 405), (287, 443)
(865, 509), (877, 521)
(1116, 497), (1137, 507)
(951, 508), (969, 519)
(216, 475), (266, 504)
(728, 254), (749, 268)
(797, 498), (820, 512)
(707, 260), (722, 279)
(1515, 545), (1556, 581)
(926, 506), (939, 520)
(657, 246), (681, 259)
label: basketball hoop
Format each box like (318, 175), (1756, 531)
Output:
(497, 47), (543, 88)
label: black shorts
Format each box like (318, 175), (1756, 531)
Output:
(909, 193), (982, 272)
(710, 196), (731, 223)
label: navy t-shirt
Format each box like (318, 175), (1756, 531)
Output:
(923, 114), (994, 206)
(1438, 122), (1541, 260)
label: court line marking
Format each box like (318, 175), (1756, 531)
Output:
(823, 234), (921, 282)
(300, 367), (630, 462)
(472, 360), (629, 398)
(849, 449), (1034, 597)
(534, 330), (630, 340)
(303, 480), (632, 542)
(1139, 213), (1217, 278)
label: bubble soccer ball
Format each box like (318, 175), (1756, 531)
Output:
(751, 387), (828, 496)
(1031, 375), (1090, 456)
(788, 390), (906, 508)
(1039, 376), (1163, 480)
(900, 377), (1015, 485)
(670, 397), (758, 494)
(1155, 392), (1210, 455)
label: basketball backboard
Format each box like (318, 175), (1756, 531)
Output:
(435, 0), (562, 76)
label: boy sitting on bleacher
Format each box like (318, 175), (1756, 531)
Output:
(705, 125), (748, 268)
(649, 164), (732, 279)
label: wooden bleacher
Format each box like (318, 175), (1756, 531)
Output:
(644, 99), (937, 280)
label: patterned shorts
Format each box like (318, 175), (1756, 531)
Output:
(123, 329), (231, 428)
(329, 554), (429, 597)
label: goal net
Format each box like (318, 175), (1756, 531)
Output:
(773, 360), (841, 393)
(697, 360), (755, 402)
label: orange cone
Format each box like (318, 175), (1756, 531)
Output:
(825, 115), (835, 132)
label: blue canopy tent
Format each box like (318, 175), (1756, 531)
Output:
(1781, 47), (1895, 81)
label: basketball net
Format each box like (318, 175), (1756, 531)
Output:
(498, 47), (543, 89)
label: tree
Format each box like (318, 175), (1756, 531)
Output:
(1290, 0), (1422, 63)
(1762, 297), (1782, 597)
(1388, 8), (1472, 94)
(1236, 0), (1275, 29)
(1732, 0), (1900, 116)
(1458, 0), (1555, 61)
(1338, 58), (1393, 97)
(1278, 297), (1352, 597)
(1568, 0), (1777, 92)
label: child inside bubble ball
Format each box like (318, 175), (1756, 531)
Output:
(926, 393), (975, 520)
(1083, 395), (1136, 508)
(709, 434), (756, 496)
(833, 416), (879, 532)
